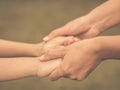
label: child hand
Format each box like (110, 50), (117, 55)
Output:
(40, 36), (79, 61)
(36, 58), (61, 77)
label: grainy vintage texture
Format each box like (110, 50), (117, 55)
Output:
(0, 0), (120, 90)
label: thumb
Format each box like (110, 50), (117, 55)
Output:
(43, 27), (67, 41)
(49, 66), (64, 81)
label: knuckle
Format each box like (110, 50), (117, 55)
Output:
(49, 76), (56, 81)
(69, 75), (77, 80)
(61, 67), (70, 76)
(77, 76), (86, 81)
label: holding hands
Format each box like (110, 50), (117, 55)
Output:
(0, 36), (78, 81)
(41, 36), (120, 81)
(0, 0), (120, 81)
(41, 38), (102, 81)
(40, 0), (120, 81)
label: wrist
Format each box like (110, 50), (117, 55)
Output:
(93, 36), (118, 60)
(29, 58), (41, 76)
(82, 0), (120, 36)
(31, 42), (45, 57)
(85, 14), (107, 33)
(85, 38), (104, 61)
(91, 37), (106, 60)
(18, 57), (41, 77)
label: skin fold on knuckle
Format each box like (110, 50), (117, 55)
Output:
(49, 71), (60, 81)
(69, 75), (77, 80)
(49, 76), (57, 81)
(61, 66), (71, 77)
(77, 74), (87, 81)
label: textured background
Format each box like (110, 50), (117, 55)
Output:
(0, 0), (120, 90)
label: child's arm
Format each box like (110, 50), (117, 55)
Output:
(0, 37), (78, 57)
(0, 39), (44, 57)
(0, 57), (61, 81)
(0, 36), (78, 81)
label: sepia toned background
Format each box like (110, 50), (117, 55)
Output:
(0, 0), (120, 90)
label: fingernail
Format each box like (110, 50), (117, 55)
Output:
(39, 55), (45, 61)
(43, 36), (49, 41)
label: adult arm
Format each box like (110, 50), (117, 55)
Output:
(43, 0), (120, 41)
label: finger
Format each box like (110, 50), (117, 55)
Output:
(43, 27), (67, 41)
(49, 66), (64, 81)
(45, 36), (75, 46)
(63, 36), (80, 46)
(39, 47), (66, 61)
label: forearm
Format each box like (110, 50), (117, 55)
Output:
(0, 57), (61, 81)
(0, 39), (44, 57)
(0, 57), (39, 81)
(85, 0), (120, 32)
(95, 36), (120, 60)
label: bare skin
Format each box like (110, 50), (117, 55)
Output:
(43, 0), (120, 41)
(0, 36), (78, 81)
(0, 58), (61, 81)
(0, 36), (78, 57)
(40, 0), (120, 81)
(40, 36), (120, 81)
(1, 0), (120, 81)
(0, 39), (44, 57)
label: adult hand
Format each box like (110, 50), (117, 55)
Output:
(40, 38), (104, 81)
(37, 36), (79, 77)
(43, 0), (120, 41)
(43, 16), (101, 41)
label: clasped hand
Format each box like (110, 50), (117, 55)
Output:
(40, 36), (104, 81)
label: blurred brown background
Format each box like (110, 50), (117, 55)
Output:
(0, 0), (120, 90)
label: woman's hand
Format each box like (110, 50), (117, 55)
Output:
(40, 36), (120, 81)
(43, 0), (120, 41)
(40, 38), (104, 81)
(43, 16), (101, 41)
